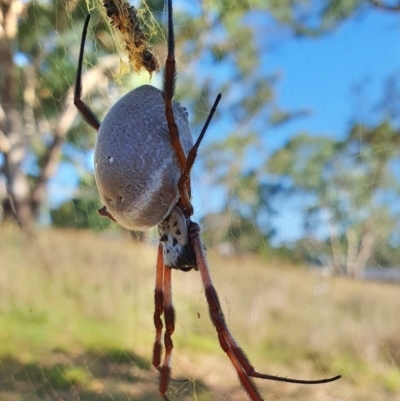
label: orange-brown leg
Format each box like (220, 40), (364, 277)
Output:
(152, 244), (165, 370)
(188, 222), (341, 401)
(159, 266), (175, 398)
(152, 245), (184, 400)
(163, 0), (193, 214)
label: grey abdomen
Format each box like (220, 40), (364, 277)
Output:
(94, 85), (193, 230)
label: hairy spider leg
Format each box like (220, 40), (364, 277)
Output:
(159, 265), (175, 398)
(152, 245), (179, 401)
(163, 0), (193, 214)
(74, 15), (101, 131)
(152, 245), (165, 370)
(153, 244), (187, 399)
(189, 222), (341, 401)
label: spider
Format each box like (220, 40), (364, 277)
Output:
(74, 1), (341, 400)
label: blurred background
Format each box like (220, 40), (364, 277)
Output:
(0, 0), (399, 400)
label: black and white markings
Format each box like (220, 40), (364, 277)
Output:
(158, 206), (196, 271)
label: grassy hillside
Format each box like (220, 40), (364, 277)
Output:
(1, 224), (399, 400)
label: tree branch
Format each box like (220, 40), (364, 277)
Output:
(0, 0), (33, 229)
(368, 0), (400, 11)
(30, 55), (120, 214)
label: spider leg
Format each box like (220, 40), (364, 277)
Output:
(74, 15), (101, 131)
(188, 222), (341, 401)
(152, 244), (177, 400)
(153, 244), (187, 394)
(177, 93), (222, 214)
(160, 264), (175, 398)
(152, 244), (165, 370)
(163, 0), (192, 213)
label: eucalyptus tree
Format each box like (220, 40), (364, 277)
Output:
(1, 0), (398, 232)
(0, 0), (121, 230)
(267, 120), (400, 276)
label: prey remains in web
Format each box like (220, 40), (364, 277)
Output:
(73, 1), (341, 399)
(102, 0), (159, 76)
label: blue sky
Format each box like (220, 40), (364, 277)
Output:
(268, 10), (399, 149)
(189, 8), (400, 242)
(49, 6), (399, 241)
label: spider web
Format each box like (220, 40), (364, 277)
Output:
(1, 0), (400, 400)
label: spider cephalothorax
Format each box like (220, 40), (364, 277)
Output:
(74, 1), (341, 400)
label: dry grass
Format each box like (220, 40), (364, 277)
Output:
(0, 224), (399, 400)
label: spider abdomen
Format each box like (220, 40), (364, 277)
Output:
(94, 85), (193, 230)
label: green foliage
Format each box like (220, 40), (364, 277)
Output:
(322, 0), (363, 29)
(3, 0), (399, 252)
(3, 0), (295, 229)
(224, 213), (270, 255)
(201, 208), (274, 257)
(50, 174), (110, 231)
(17, 3), (101, 122)
(48, 366), (92, 390)
(50, 197), (110, 231)
(266, 120), (400, 274)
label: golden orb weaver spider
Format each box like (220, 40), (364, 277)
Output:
(74, 1), (341, 399)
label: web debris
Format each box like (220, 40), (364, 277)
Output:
(101, 0), (159, 77)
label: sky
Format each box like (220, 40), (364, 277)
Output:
(268, 10), (399, 149)
(190, 7), (400, 242)
(48, 5), (399, 241)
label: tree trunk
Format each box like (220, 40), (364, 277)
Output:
(346, 219), (375, 279)
(327, 214), (344, 274)
(0, 0), (120, 231)
(0, 0), (34, 230)
(30, 55), (120, 217)
(353, 229), (375, 279)
(346, 228), (358, 277)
